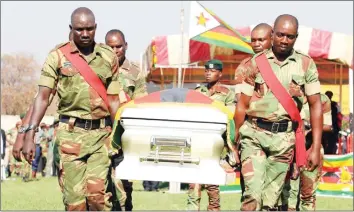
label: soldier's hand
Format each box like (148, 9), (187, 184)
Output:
(306, 147), (320, 172)
(12, 133), (26, 162)
(22, 131), (36, 164)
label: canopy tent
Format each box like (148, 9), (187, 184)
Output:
(142, 25), (353, 114)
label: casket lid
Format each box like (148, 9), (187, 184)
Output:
(120, 105), (228, 124)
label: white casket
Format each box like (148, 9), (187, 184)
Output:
(115, 105), (236, 185)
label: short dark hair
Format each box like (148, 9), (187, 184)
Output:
(274, 14), (299, 33)
(105, 29), (125, 42)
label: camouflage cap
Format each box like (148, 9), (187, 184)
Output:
(205, 59), (223, 71)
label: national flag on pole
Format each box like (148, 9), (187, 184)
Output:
(189, 1), (254, 54)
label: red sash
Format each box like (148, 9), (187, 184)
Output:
(59, 44), (110, 108)
(255, 54), (306, 168)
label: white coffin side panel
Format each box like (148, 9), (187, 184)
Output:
(115, 106), (236, 185)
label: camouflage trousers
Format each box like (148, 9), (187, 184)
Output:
(239, 120), (295, 211)
(55, 122), (113, 211)
(280, 148), (324, 211)
(187, 184), (220, 211)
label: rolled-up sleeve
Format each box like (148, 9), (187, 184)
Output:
(304, 59), (321, 96)
(235, 60), (256, 97)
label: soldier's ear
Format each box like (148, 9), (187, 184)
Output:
(125, 42), (128, 51)
(69, 25), (72, 30)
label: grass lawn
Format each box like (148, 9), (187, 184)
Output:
(1, 176), (353, 210)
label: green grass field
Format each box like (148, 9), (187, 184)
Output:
(1, 176), (353, 210)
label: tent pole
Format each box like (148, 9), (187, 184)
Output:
(340, 64), (343, 109)
(178, 1), (184, 88)
(335, 64), (337, 85)
(160, 67), (165, 90)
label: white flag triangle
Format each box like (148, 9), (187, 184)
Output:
(188, 1), (220, 39)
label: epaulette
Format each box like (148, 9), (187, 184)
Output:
(129, 61), (141, 76)
(98, 43), (115, 63)
(294, 49), (311, 58)
(98, 43), (115, 53)
(130, 61), (140, 68)
(195, 84), (203, 90)
(50, 42), (69, 53)
(241, 56), (252, 64)
(215, 85), (230, 94)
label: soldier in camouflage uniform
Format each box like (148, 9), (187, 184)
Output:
(7, 121), (32, 181)
(105, 29), (148, 211)
(22, 7), (122, 211)
(187, 59), (236, 211)
(6, 122), (20, 176)
(233, 23), (273, 202)
(280, 93), (332, 210)
(234, 14), (323, 210)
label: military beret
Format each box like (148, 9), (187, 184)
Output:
(205, 59), (223, 70)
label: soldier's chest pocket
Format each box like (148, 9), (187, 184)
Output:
(254, 75), (267, 97)
(59, 65), (80, 77)
(58, 66), (80, 88)
(289, 74), (305, 97)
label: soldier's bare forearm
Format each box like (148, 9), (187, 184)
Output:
(21, 105), (35, 125)
(21, 89), (56, 126)
(27, 86), (52, 129)
(108, 95), (120, 123)
(234, 94), (251, 143)
(308, 94), (323, 151)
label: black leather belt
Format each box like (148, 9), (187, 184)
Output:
(59, 115), (112, 130)
(255, 119), (298, 133)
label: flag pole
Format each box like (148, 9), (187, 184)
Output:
(178, 1), (184, 88)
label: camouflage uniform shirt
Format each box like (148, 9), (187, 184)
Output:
(195, 83), (236, 113)
(119, 58), (148, 101)
(38, 41), (120, 120)
(235, 49), (321, 122)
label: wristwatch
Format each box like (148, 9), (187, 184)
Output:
(18, 125), (29, 134)
(25, 124), (38, 133)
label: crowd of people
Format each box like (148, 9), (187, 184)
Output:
(1, 117), (59, 182)
(1, 6), (353, 212)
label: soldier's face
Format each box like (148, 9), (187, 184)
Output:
(105, 34), (127, 63)
(70, 15), (96, 48)
(272, 21), (298, 55)
(205, 69), (222, 83)
(251, 29), (272, 53)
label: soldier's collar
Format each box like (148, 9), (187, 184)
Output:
(266, 49), (297, 62)
(120, 58), (130, 70)
(68, 40), (101, 56)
